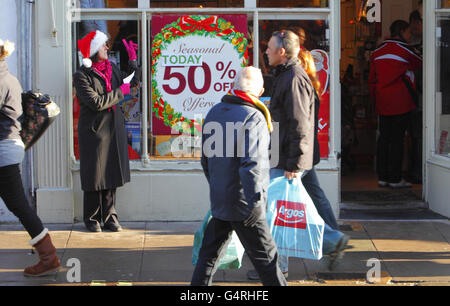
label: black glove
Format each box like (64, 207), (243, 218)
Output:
(243, 205), (263, 227)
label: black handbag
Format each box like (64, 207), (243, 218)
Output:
(20, 91), (60, 151)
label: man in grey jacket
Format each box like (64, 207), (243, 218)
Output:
(191, 67), (287, 286)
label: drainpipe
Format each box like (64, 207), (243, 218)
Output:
(17, 0), (35, 203)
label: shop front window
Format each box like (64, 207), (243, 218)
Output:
(77, 0), (138, 9)
(257, 19), (330, 158)
(257, 0), (328, 8)
(150, 0), (244, 8)
(72, 19), (143, 160)
(71, 6), (333, 162)
(438, 0), (450, 9)
(436, 16), (450, 157)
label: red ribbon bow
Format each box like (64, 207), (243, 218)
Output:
(178, 16), (220, 33)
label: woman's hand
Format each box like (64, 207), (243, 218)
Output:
(122, 39), (138, 61)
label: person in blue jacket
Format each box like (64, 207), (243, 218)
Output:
(191, 66), (287, 286)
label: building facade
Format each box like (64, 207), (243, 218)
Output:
(1, 0), (449, 223)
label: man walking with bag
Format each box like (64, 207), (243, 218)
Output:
(191, 67), (287, 286)
(248, 30), (349, 280)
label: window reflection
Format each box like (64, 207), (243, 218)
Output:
(437, 17), (450, 156)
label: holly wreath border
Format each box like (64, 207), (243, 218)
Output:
(151, 15), (248, 136)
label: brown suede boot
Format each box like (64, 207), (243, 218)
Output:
(24, 232), (61, 277)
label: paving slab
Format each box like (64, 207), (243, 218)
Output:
(0, 224), (71, 285)
(55, 222), (146, 284)
(140, 222), (199, 283)
(300, 222), (391, 284)
(362, 222), (450, 282)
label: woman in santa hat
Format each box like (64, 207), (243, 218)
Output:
(0, 39), (62, 276)
(73, 30), (139, 232)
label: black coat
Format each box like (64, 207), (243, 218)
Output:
(269, 58), (316, 172)
(73, 62), (135, 191)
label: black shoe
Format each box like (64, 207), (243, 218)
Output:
(328, 234), (350, 271)
(85, 222), (101, 232)
(103, 222), (122, 232)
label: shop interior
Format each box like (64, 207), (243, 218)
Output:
(339, 0), (423, 204)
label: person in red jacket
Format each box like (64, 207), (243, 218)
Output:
(369, 20), (422, 188)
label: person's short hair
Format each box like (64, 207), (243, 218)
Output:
(271, 30), (300, 60)
(390, 20), (410, 37)
(409, 10), (422, 23)
(233, 66), (264, 96)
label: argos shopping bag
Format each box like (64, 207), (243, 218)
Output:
(266, 176), (324, 260)
(192, 210), (245, 270)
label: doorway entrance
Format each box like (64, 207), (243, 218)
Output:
(339, 0), (424, 213)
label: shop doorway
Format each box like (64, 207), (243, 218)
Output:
(339, 0), (424, 210)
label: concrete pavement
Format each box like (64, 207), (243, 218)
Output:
(0, 220), (449, 286)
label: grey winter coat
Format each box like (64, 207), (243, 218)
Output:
(73, 61), (135, 191)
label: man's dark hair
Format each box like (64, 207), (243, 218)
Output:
(409, 10), (422, 23)
(390, 20), (410, 37)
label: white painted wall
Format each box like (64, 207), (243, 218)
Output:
(0, 0), (19, 223)
(426, 163), (450, 217)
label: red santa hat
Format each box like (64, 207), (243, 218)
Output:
(77, 30), (108, 68)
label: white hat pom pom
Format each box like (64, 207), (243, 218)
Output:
(82, 58), (92, 68)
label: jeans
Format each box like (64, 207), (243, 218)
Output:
(0, 164), (44, 239)
(270, 168), (344, 272)
(191, 217), (287, 286)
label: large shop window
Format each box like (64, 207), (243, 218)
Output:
(79, 0), (138, 9)
(257, 0), (328, 8)
(256, 19), (330, 158)
(437, 15), (450, 157)
(438, 0), (450, 9)
(150, 0), (244, 8)
(72, 10), (331, 161)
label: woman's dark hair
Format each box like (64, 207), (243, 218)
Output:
(390, 20), (410, 37)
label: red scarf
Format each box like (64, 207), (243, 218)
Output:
(92, 59), (112, 92)
(92, 59), (115, 111)
(227, 89), (273, 132)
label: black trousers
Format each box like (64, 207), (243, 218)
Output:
(376, 113), (411, 183)
(191, 216), (287, 286)
(0, 164), (44, 239)
(83, 188), (118, 226)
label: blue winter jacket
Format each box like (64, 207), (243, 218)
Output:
(201, 94), (271, 222)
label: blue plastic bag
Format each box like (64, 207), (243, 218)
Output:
(266, 176), (324, 260)
(192, 210), (245, 270)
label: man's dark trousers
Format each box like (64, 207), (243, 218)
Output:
(191, 216), (287, 286)
(376, 112), (411, 183)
